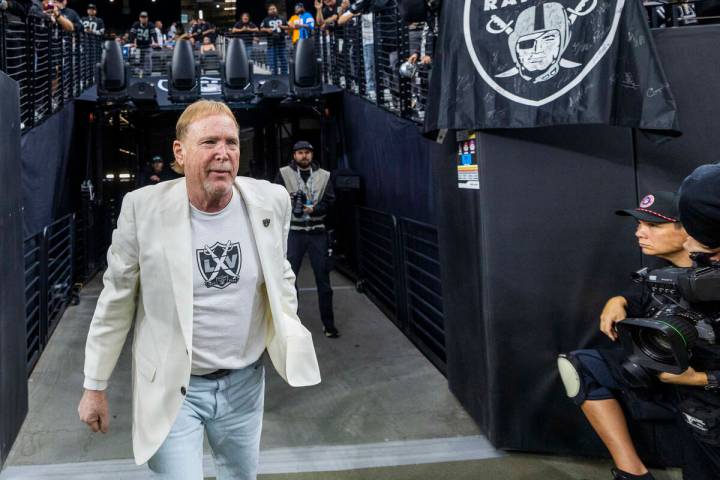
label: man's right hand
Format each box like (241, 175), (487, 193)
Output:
(599, 296), (628, 341)
(78, 389), (110, 433)
(408, 53), (418, 64)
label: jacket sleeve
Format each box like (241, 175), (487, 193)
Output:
(83, 192), (140, 390)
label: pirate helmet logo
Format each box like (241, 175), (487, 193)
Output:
(464, 0), (623, 106)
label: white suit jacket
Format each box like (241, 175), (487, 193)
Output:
(83, 177), (321, 465)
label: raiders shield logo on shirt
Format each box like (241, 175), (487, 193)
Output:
(464, 0), (622, 106)
(196, 241), (242, 289)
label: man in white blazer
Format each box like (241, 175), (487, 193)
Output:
(77, 100), (321, 479)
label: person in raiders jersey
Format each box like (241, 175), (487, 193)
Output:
(130, 11), (157, 48)
(260, 4), (289, 75)
(81, 3), (104, 36)
(130, 11), (157, 76)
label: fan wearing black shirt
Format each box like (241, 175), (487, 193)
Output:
(56, 0), (83, 32)
(260, 4), (288, 75)
(81, 3), (104, 36)
(232, 13), (258, 58)
(315, 0), (339, 30)
(130, 12), (157, 76)
(560, 191), (693, 480)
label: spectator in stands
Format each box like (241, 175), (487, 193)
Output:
(154, 20), (166, 48)
(81, 3), (104, 36)
(142, 155), (173, 185)
(199, 18), (217, 44)
(36, 0), (75, 31)
(56, 0), (83, 31)
(260, 4), (289, 75)
(189, 18), (202, 47)
(129, 11), (157, 76)
(168, 21), (177, 40)
(232, 13), (259, 58)
(338, 0), (367, 25)
(315, 0), (339, 30)
(288, 2), (315, 45)
(200, 36), (216, 53)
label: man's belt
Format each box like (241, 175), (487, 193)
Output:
(197, 369), (232, 380)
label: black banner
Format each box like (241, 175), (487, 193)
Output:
(424, 0), (680, 135)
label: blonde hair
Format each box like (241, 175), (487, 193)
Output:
(171, 100), (239, 174)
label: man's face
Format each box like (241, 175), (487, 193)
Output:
(140, 15), (148, 25)
(516, 29), (561, 73)
(88, 7), (96, 16)
(155, 21), (162, 29)
(152, 161), (163, 173)
(268, 5), (278, 15)
(635, 220), (688, 257)
(242, 14), (250, 23)
(174, 114), (240, 201)
(296, 5), (305, 14)
(324, 0), (336, 7)
(293, 149), (313, 168)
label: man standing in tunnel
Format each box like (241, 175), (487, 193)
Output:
(275, 141), (339, 338)
(77, 100), (320, 479)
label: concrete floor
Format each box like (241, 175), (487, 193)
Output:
(1, 261), (682, 479)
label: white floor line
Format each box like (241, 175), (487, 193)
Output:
(297, 285), (355, 293)
(0, 435), (502, 479)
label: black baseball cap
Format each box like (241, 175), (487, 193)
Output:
(616, 191), (680, 224)
(87, 3), (96, 8)
(294, 2), (305, 9)
(139, 11), (148, 16)
(679, 164), (720, 249)
(293, 140), (313, 151)
(151, 155), (163, 163)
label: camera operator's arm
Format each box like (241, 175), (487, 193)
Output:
(308, 178), (335, 216)
(658, 367), (709, 387)
(599, 296), (627, 341)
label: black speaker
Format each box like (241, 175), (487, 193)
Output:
(97, 40), (129, 103)
(221, 38), (255, 102)
(128, 81), (158, 109)
(289, 38), (322, 98)
(168, 39), (200, 103)
(259, 76), (289, 98)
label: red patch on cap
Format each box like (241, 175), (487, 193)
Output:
(640, 195), (655, 208)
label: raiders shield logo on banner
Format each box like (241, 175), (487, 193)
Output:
(196, 241), (242, 289)
(464, 0), (624, 106)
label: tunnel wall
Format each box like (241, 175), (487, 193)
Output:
(342, 93), (440, 225)
(435, 24), (720, 458)
(342, 25), (720, 460)
(0, 72), (28, 467)
(21, 103), (76, 237)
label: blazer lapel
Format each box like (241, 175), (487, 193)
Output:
(161, 180), (194, 352)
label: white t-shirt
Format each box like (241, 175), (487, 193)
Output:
(190, 191), (266, 375)
(361, 14), (373, 46)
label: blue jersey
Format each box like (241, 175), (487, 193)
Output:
(298, 12), (315, 40)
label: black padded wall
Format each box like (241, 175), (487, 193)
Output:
(635, 26), (720, 192)
(434, 25), (720, 456)
(0, 72), (28, 467)
(436, 126), (640, 454)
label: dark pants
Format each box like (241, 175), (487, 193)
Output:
(288, 230), (334, 329)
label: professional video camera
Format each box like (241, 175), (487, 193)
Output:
(291, 190), (308, 218)
(617, 256), (720, 386)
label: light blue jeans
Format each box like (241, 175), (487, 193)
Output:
(147, 359), (265, 480)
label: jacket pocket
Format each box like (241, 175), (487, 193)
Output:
(135, 351), (157, 383)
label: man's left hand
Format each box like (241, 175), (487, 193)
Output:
(658, 367), (708, 386)
(303, 205), (314, 214)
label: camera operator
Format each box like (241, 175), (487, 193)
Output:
(274, 141), (339, 338)
(668, 163), (720, 479)
(559, 191), (692, 480)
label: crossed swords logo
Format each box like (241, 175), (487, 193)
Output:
(199, 241), (240, 288)
(485, 0), (597, 82)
